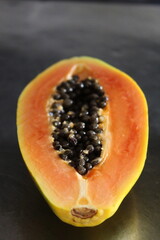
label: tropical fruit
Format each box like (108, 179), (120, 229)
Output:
(17, 57), (148, 227)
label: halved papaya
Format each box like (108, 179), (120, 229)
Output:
(17, 56), (148, 227)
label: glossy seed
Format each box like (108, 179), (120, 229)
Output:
(53, 93), (61, 100)
(59, 88), (67, 94)
(75, 134), (81, 141)
(86, 145), (94, 153)
(92, 139), (101, 146)
(89, 123), (98, 130)
(65, 149), (73, 157)
(77, 165), (87, 175)
(95, 128), (103, 134)
(79, 131), (86, 136)
(75, 122), (85, 130)
(99, 101), (107, 108)
(53, 121), (61, 127)
(91, 157), (102, 166)
(61, 127), (69, 135)
(90, 116), (99, 123)
(63, 99), (73, 107)
(59, 153), (68, 161)
(53, 141), (62, 150)
(68, 134), (78, 146)
(86, 162), (93, 170)
(87, 130), (96, 137)
(79, 159), (85, 166)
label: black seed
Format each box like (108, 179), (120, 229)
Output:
(91, 158), (101, 166)
(81, 115), (90, 122)
(86, 141), (92, 148)
(83, 79), (92, 87)
(59, 88), (67, 94)
(53, 121), (61, 127)
(70, 92), (77, 99)
(77, 165), (87, 175)
(52, 102), (61, 109)
(86, 162), (93, 170)
(67, 86), (73, 93)
(90, 106), (99, 113)
(59, 153), (68, 161)
(75, 134), (81, 141)
(79, 131), (86, 136)
(90, 135), (98, 141)
(69, 161), (76, 167)
(92, 139), (101, 146)
(81, 104), (88, 111)
(89, 100), (97, 107)
(95, 128), (103, 134)
(76, 143), (84, 152)
(99, 90), (105, 96)
(79, 154), (89, 162)
(87, 130), (96, 138)
(101, 96), (108, 102)
(90, 115), (99, 124)
(68, 134), (78, 146)
(80, 110), (89, 116)
(86, 145), (94, 153)
(89, 153), (96, 160)
(65, 149), (73, 157)
(53, 141), (62, 150)
(61, 140), (69, 149)
(61, 93), (70, 99)
(63, 99), (73, 107)
(94, 84), (103, 92)
(75, 122), (85, 130)
(82, 135), (88, 142)
(52, 132), (59, 140)
(79, 82), (85, 89)
(98, 101), (107, 108)
(53, 93), (61, 100)
(95, 145), (102, 152)
(61, 114), (70, 121)
(52, 109), (61, 117)
(89, 78), (96, 84)
(89, 123), (98, 130)
(79, 159), (85, 166)
(89, 93), (99, 99)
(69, 79), (76, 85)
(72, 75), (79, 82)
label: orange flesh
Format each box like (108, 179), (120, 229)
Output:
(17, 57), (148, 211)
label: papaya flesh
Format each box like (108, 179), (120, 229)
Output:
(17, 56), (148, 227)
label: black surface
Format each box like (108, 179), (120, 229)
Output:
(0, 1), (160, 240)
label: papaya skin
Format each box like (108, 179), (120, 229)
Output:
(17, 56), (148, 227)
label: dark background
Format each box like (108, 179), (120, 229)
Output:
(0, 1), (160, 240)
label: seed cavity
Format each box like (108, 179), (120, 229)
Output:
(48, 75), (108, 175)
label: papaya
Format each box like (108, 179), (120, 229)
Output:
(17, 56), (148, 227)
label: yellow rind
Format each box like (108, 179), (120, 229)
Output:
(17, 56), (148, 227)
